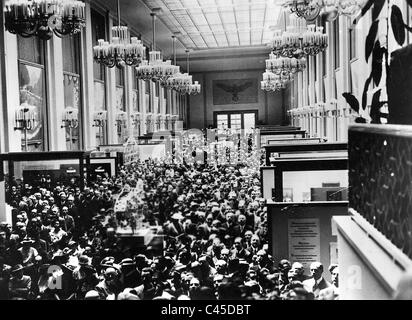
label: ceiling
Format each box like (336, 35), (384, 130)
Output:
(141, 0), (283, 50)
(92, 0), (282, 71)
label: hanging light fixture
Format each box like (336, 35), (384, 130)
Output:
(266, 52), (307, 77)
(284, 0), (367, 22)
(136, 10), (169, 82)
(4, 0), (86, 40)
(284, 0), (322, 22)
(261, 70), (292, 92)
(175, 50), (200, 96)
(321, 0), (366, 22)
(93, 0), (145, 68)
(155, 35), (180, 87)
(270, 14), (328, 59)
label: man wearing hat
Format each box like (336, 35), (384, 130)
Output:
(95, 267), (122, 300)
(9, 264), (32, 299)
(72, 255), (99, 299)
(18, 237), (38, 272)
(119, 258), (140, 289)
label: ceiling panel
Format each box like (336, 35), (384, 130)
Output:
(141, 0), (282, 49)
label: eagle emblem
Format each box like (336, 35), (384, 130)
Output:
(216, 81), (253, 103)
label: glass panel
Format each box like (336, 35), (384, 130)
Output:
(116, 86), (125, 111)
(243, 113), (255, 131)
(18, 63), (46, 151)
(217, 114), (228, 129)
(132, 90), (139, 112)
(63, 74), (81, 150)
(334, 17), (340, 69)
(116, 67), (125, 86)
(94, 81), (106, 146)
(230, 113), (241, 130)
(17, 35), (43, 64)
(91, 9), (106, 81)
(282, 170), (348, 202)
(62, 35), (80, 74)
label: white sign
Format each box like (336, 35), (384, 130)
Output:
(288, 218), (321, 269)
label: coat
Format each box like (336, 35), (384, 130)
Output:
(303, 277), (332, 298)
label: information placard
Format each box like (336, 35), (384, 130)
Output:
(288, 218), (321, 269)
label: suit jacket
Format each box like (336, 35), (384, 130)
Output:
(232, 224), (253, 238)
(303, 277), (331, 298)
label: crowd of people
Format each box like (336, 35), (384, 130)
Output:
(0, 159), (339, 300)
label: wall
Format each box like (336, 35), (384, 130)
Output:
(189, 69), (283, 129)
(185, 48), (285, 130)
(269, 203), (348, 278)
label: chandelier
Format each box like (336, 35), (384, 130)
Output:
(155, 35), (180, 86)
(284, 0), (366, 22)
(4, 0), (86, 40)
(93, 0), (145, 68)
(167, 49), (201, 96)
(266, 52), (307, 77)
(270, 16), (328, 58)
(321, 0), (366, 21)
(261, 70), (293, 92)
(136, 10), (180, 84)
(284, 0), (322, 21)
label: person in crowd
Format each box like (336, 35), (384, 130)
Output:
(303, 262), (332, 299)
(0, 159), (338, 300)
(318, 264), (339, 300)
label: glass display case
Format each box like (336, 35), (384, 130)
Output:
(261, 157), (348, 202)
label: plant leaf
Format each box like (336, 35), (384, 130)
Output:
(372, 0), (385, 21)
(342, 93), (360, 113)
(370, 89), (382, 124)
(361, 0), (374, 17)
(405, 24), (412, 33)
(365, 20), (379, 62)
(372, 41), (384, 86)
(355, 117), (367, 123)
(362, 75), (372, 110)
(391, 5), (405, 46)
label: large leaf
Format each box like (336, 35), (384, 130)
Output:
(405, 24), (412, 33)
(342, 93), (360, 113)
(361, 0), (374, 17)
(372, 41), (385, 86)
(370, 89), (382, 124)
(355, 117), (367, 123)
(372, 0), (385, 21)
(362, 75), (372, 110)
(391, 5), (405, 46)
(365, 20), (379, 62)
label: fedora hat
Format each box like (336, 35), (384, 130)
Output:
(78, 255), (90, 266)
(21, 237), (35, 244)
(120, 258), (135, 267)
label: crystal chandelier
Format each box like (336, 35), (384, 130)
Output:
(266, 52), (307, 77)
(284, 0), (367, 22)
(93, 0), (145, 68)
(270, 16), (328, 58)
(261, 70), (292, 92)
(321, 0), (366, 22)
(4, 0), (86, 40)
(136, 10), (177, 83)
(167, 49), (201, 96)
(284, 0), (322, 21)
(155, 35), (180, 86)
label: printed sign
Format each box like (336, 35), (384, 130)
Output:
(288, 218), (321, 269)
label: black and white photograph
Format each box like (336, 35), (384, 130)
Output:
(0, 0), (412, 312)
